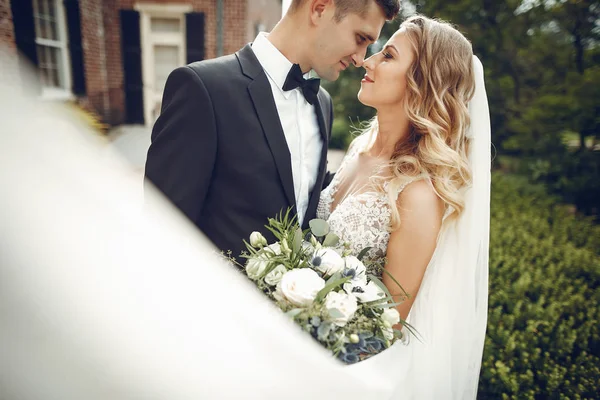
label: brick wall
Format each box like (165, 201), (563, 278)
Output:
(102, 0), (123, 124)
(101, 0), (247, 125)
(247, 0), (282, 42)
(78, 0), (111, 123)
(0, 0), (21, 89)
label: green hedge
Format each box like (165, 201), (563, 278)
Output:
(479, 173), (600, 398)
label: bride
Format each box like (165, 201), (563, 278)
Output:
(0, 15), (490, 400)
(317, 15), (491, 398)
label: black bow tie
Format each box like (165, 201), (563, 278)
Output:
(282, 64), (320, 105)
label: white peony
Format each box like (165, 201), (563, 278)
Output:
(264, 264), (287, 286)
(324, 291), (358, 327)
(312, 248), (345, 276)
(276, 268), (325, 307)
(249, 231), (267, 248)
(245, 255), (269, 280)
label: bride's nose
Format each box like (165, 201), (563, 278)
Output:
(363, 54), (376, 71)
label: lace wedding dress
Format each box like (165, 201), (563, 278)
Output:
(316, 134), (417, 278)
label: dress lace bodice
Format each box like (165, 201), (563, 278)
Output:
(316, 137), (413, 277)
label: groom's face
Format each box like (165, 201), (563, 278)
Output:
(310, 1), (386, 81)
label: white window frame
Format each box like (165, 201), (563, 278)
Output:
(33, 0), (73, 101)
(135, 3), (191, 126)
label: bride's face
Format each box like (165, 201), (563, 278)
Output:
(357, 28), (415, 109)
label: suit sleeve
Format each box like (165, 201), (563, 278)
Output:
(322, 95), (336, 189)
(144, 65), (217, 224)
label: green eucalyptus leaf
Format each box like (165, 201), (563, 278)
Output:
(322, 232), (340, 247)
(309, 219), (330, 237)
(317, 322), (332, 340)
(292, 227), (303, 253)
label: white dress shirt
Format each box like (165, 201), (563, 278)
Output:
(251, 32), (323, 226)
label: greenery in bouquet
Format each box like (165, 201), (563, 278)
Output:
(233, 209), (417, 364)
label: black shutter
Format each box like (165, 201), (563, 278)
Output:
(10, 0), (41, 93)
(63, 0), (86, 95)
(120, 10), (144, 124)
(186, 12), (205, 64)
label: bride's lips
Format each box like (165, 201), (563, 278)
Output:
(361, 74), (374, 83)
(339, 61), (348, 70)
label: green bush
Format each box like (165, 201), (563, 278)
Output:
(528, 150), (600, 219)
(329, 117), (356, 150)
(479, 173), (600, 398)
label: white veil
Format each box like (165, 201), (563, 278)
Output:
(0, 54), (490, 399)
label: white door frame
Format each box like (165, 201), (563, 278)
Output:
(134, 3), (191, 126)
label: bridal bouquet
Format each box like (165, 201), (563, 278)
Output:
(235, 210), (415, 364)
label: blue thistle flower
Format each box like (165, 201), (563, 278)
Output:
(339, 352), (360, 364)
(364, 337), (384, 353)
(342, 268), (356, 279)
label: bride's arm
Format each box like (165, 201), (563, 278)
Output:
(382, 180), (445, 321)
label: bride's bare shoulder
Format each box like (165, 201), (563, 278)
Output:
(397, 179), (445, 222)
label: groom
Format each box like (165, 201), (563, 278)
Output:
(144, 0), (399, 259)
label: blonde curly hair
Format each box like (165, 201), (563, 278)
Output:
(361, 15), (476, 229)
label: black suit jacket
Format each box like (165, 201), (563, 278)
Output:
(145, 44), (334, 259)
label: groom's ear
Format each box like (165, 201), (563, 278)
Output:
(309, 0), (335, 24)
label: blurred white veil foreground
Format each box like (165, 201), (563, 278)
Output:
(0, 64), (393, 399)
(0, 55), (490, 400)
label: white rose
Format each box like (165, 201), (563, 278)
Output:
(245, 255), (269, 280)
(249, 231), (267, 248)
(264, 264), (287, 286)
(276, 268), (325, 307)
(381, 308), (401, 326)
(324, 291), (358, 327)
(343, 256), (367, 284)
(312, 248), (345, 276)
(344, 280), (385, 303)
(263, 242), (282, 256)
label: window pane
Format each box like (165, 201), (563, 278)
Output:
(151, 18), (180, 33)
(154, 45), (179, 91)
(34, 0), (58, 40)
(37, 45), (63, 89)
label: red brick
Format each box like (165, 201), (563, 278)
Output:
(0, 0), (21, 89)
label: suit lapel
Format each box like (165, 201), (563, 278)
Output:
(302, 93), (330, 229)
(237, 45), (296, 209)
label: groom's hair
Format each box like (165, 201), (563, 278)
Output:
(289, 0), (400, 21)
